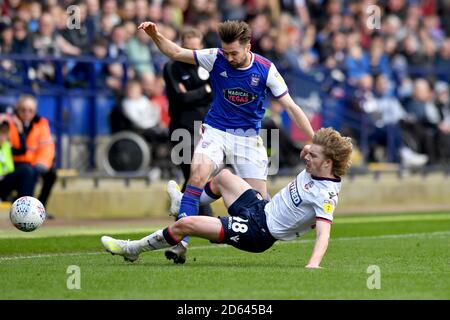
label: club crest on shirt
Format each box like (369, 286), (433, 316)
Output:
(304, 181), (314, 191)
(250, 74), (260, 86)
(223, 88), (257, 106)
(202, 141), (211, 148)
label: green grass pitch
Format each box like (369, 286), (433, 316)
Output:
(0, 212), (449, 300)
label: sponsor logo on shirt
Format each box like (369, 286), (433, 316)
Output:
(289, 180), (302, 207)
(223, 88), (257, 106)
(230, 235), (240, 243)
(274, 72), (286, 85)
(328, 191), (337, 199)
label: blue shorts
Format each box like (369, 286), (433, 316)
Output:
(218, 189), (277, 253)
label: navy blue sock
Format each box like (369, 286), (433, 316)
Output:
(162, 227), (180, 246)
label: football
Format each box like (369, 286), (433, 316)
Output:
(9, 196), (46, 232)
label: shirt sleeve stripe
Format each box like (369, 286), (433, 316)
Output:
(193, 50), (199, 66)
(316, 217), (332, 224)
(274, 90), (288, 99)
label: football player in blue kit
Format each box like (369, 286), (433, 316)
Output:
(138, 20), (314, 263)
(101, 128), (353, 268)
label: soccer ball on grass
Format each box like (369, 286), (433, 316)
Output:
(10, 196), (46, 232)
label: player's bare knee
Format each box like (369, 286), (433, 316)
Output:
(176, 216), (197, 234)
(189, 169), (209, 187)
(217, 169), (232, 186)
(188, 175), (207, 188)
(171, 219), (191, 236)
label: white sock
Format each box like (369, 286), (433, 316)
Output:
(181, 240), (189, 248)
(200, 191), (217, 205)
(135, 229), (172, 253)
(200, 181), (221, 205)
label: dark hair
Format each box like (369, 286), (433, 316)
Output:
(0, 120), (9, 133)
(93, 37), (108, 48)
(218, 20), (251, 45)
(180, 27), (203, 43)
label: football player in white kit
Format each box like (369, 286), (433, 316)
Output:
(101, 128), (352, 268)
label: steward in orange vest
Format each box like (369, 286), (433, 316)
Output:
(9, 113), (55, 170)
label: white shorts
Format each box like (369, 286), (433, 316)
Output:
(194, 124), (268, 180)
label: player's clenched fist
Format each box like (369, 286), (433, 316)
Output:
(138, 21), (158, 37)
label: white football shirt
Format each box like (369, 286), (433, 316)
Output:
(264, 169), (341, 241)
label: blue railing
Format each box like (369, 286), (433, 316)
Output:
(0, 54), (131, 168)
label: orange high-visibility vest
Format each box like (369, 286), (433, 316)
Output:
(9, 116), (55, 169)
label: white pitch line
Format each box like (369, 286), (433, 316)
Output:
(0, 252), (102, 261)
(0, 230), (449, 262)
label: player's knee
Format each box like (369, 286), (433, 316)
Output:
(188, 170), (209, 187)
(216, 169), (232, 186)
(173, 217), (197, 234)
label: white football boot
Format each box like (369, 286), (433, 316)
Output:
(167, 180), (182, 217)
(101, 236), (139, 262)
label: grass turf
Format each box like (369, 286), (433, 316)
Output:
(0, 212), (449, 300)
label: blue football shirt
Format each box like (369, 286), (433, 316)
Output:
(194, 49), (288, 134)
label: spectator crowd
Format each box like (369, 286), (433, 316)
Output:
(0, 0), (449, 168)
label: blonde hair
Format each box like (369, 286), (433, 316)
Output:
(312, 127), (353, 177)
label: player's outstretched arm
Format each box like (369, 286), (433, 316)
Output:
(305, 219), (331, 269)
(138, 21), (196, 65)
(278, 93), (315, 140)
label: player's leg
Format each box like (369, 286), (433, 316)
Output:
(167, 126), (224, 263)
(169, 216), (223, 242)
(211, 169), (253, 208)
(176, 153), (214, 219)
(178, 130), (222, 218)
(167, 168), (254, 214)
(231, 134), (269, 199)
(244, 178), (267, 200)
(166, 152), (215, 263)
(101, 216), (223, 262)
